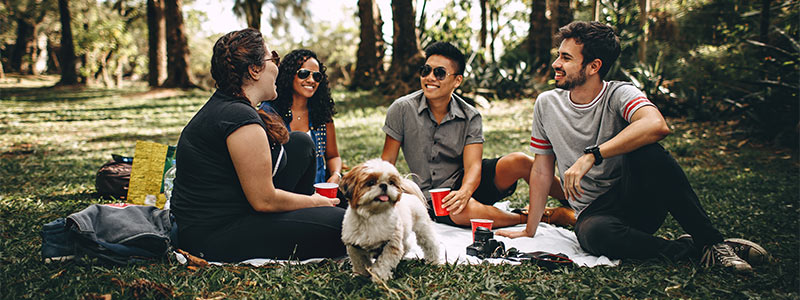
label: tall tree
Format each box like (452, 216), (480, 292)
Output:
(638, 0), (650, 63)
(479, 0), (487, 50)
(351, 0), (385, 90)
(381, 0), (425, 97)
(7, 0), (52, 73)
(232, 0), (309, 33)
(528, 0), (550, 72)
(233, 0), (265, 29)
(162, 0), (196, 88)
(147, 0), (166, 87)
(56, 0), (79, 85)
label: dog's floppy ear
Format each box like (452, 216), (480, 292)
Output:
(339, 165), (360, 201)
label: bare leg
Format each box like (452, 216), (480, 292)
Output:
(495, 152), (565, 200)
(448, 198), (524, 227)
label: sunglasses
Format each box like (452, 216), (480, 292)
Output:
(265, 50), (280, 66)
(297, 69), (323, 82)
(419, 64), (457, 81)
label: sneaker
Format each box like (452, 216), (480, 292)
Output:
(724, 238), (770, 266)
(678, 235), (769, 266)
(701, 242), (752, 273)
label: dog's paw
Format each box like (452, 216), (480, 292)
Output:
(368, 267), (393, 283)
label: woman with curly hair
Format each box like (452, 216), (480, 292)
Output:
(259, 49), (343, 185)
(171, 29), (346, 262)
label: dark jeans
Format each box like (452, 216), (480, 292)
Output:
(574, 143), (724, 261)
(180, 131), (346, 262)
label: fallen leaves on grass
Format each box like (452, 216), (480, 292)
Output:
(111, 277), (173, 299)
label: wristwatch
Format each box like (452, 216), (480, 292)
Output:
(583, 145), (603, 165)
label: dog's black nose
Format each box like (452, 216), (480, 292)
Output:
(379, 183), (387, 191)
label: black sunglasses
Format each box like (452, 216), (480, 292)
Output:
(265, 50), (280, 66)
(419, 64), (457, 81)
(297, 69), (323, 82)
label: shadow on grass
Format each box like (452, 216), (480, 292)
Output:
(0, 86), (146, 102)
(88, 132), (178, 144)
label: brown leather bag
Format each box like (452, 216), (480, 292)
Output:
(95, 160), (132, 200)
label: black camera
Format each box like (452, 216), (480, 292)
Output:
(466, 226), (506, 259)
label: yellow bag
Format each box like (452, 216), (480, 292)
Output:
(126, 141), (175, 209)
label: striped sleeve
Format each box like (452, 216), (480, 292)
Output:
(616, 86), (655, 122)
(529, 97), (554, 155)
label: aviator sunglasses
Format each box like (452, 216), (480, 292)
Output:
(297, 69), (323, 82)
(419, 64), (457, 81)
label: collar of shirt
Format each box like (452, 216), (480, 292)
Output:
(415, 93), (467, 123)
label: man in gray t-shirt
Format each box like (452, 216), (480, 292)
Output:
(381, 41), (571, 228)
(498, 21), (766, 274)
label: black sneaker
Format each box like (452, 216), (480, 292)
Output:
(724, 238), (770, 266)
(701, 242), (752, 273)
(678, 235), (769, 266)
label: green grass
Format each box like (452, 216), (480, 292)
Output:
(1, 76), (798, 299)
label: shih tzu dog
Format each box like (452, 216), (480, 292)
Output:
(339, 159), (440, 282)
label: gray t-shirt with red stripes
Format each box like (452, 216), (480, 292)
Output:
(529, 81), (654, 215)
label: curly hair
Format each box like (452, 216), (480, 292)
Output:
(271, 49), (336, 128)
(555, 21), (621, 79)
(211, 28), (288, 144)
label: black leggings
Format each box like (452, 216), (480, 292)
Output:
(574, 143), (724, 261)
(181, 132), (346, 262)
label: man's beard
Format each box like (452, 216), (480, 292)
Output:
(555, 65), (588, 90)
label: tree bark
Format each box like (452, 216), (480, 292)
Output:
(381, 0), (425, 98)
(147, 0), (167, 87)
(10, 18), (34, 73)
(57, 0), (79, 85)
(557, 0), (573, 32)
(592, 0), (600, 21)
(760, 0), (771, 43)
(528, 0), (550, 71)
(479, 0), (487, 50)
(638, 0), (649, 63)
(352, 0), (385, 90)
(245, 0), (263, 29)
(163, 0), (197, 88)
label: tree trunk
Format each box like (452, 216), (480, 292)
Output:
(638, 0), (649, 63)
(592, 0), (600, 21)
(557, 0), (573, 32)
(351, 0), (385, 90)
(57, 0), (79, 85)
(245, 0), (263, 29)
(10, 18), (35, 73)
(529, 0), (550, 71)
(147, 0), (167, 87)
(163, 0), (197, 88)
(381, 0), (425, 98)
(479, 0), (487, 50)
(760, 0), (770, 43)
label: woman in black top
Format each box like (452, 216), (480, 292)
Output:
(171, 28), (346, 262)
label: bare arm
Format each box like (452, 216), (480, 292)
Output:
(227, 124), (338, 212)
(324, 121), (342, 183)
(563, 105), (670, 200)
(443, 142), (482, 215)
(381, 134), (401, 165)
(497, 153), (555, 238)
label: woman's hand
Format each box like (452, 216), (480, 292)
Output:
(327, 172), (341, 184)
(311, 193), (339, 206)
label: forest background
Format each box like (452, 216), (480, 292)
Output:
(2, 0), (798, 146)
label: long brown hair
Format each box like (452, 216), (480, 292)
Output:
(211, 28), (288, 144)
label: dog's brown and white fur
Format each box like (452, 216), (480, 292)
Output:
(339, 159), (439, 282)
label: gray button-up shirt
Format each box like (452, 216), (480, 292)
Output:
(382, 90), (484, 198)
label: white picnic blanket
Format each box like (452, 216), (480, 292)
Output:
(175, 202), (619, 267)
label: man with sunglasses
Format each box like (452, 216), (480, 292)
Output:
(381, 41), (569, 228)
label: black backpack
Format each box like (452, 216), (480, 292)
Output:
(95, 156), (133, 200)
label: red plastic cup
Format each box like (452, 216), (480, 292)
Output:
(429, 188), (451, 216)
(314, 183), (338, 198)
(470, 219), (494, 240)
